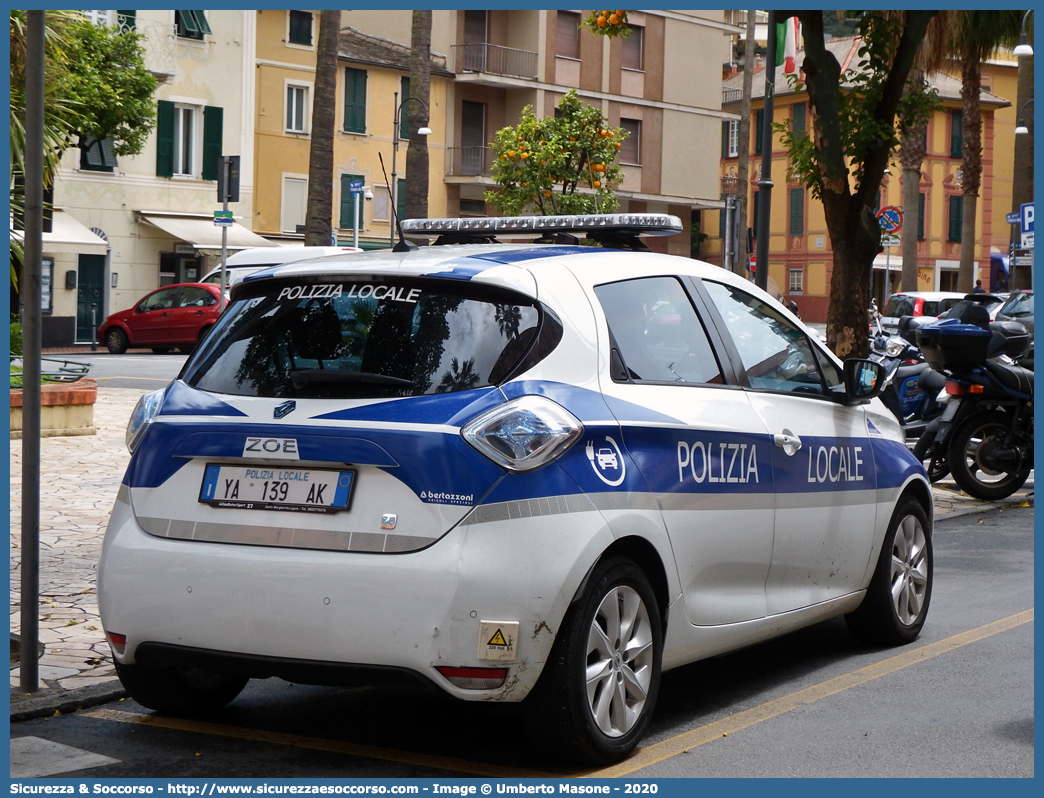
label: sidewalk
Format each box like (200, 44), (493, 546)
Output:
(10, 388), (1034, 721)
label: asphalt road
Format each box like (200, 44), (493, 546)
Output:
(10, 505), (1034, 779)
(71, 352), (189, 390)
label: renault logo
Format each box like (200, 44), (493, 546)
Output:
(274, 400), (296, 419)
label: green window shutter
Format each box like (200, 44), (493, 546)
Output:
(344, 68), (367, 134)
(289, 11), (312, 45)
(339, 174), (365, 230)
(116, 10), (135, 30)
(718, 206), (727, 240)
(722, 121), (729, 158)
(397, 177), (407, 222)
(202, 105), (223, 181)
(948, 196), (962, 242)
(917, 193), (925, 240)
(400, 77), (411, 140)
(193, 11), (211, 35)
(789, 187), (803, 236)
(950, 110), (963, 158)
(752, 190), (760, 233)
(793, 102), (805, 138)
(156, 100), (175, 177)
(755, 108), (764, 154)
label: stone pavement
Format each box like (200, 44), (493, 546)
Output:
(9, 387), (1034, 721)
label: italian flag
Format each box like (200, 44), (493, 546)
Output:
(775, 17), (800, 74)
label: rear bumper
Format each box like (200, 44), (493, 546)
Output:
(98, 490), (617, 702)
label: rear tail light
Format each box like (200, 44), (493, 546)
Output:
(125, 389), (164, 452)
(105, 632), (127, 656)
(945, 381), (965, 396)
(436, 666), (508, 690)
(462, 395), (582, 472)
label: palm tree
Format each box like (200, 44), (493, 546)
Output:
(897, 12), (952, 292)
(404, 11), (432, 221)
(304, 10), (341, 246)
(949, 11), (1023, 292)
(436, 358), (479, 393)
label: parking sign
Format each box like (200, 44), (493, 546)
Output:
(1021, 202), (1033, 248)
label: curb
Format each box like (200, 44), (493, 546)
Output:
(10, 680), (128, 722)
(931, 489), (1033, 522)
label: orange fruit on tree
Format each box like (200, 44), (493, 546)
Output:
(597, 15), (607, 27)
(545, 191), (552, 197)
(593, 180), (601, 188)
(609, 14), (620, 25)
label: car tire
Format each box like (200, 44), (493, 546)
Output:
(152, 347), (171, 354)
(105, 328), (129, 355)
(522, 556), (662, 765)
(845, 497), (932, 646)
(114, 660), (248, 716)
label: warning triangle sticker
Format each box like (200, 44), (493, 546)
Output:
(487, 629), (508, 647)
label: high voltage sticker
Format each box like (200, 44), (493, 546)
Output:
(477, 620), (519, 662)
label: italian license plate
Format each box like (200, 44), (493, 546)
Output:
(199, 464), (354, 514)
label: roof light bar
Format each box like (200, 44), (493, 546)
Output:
(401, 213), (682, 238)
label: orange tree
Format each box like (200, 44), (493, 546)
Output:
(485, 89), (627, 216)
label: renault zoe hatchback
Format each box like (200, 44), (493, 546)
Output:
(99, 214), (933, 764)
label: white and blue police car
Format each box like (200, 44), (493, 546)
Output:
(98, 214), (933, 764)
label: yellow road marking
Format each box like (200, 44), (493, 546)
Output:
(80, 706), (557, 778)
(588, 609), (1034, 777)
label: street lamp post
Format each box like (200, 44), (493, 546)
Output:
(1014, 98), (1034, 135)
(389, 91), (432, 247)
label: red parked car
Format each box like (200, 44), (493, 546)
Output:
(97, 283), (222, 354)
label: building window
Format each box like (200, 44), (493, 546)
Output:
(557, 11), (580, 59)
(82, 10), (112, 27)
(620, 118), (641, 165)
(917, 192), (926, 240)
(79, 135), (118, 172)
(460, 101), (487, 176)
(792, 102), (806, 138)
(950, 109), (963, 158)
(339, 173), (365, 231)
(460, 198), (486, 216)
(157, 100), (221, 180)
(752, 190), (760, 233)
(789, 187), (804, 236)
(175, 10), (210, 40)
(461, 9), (487, 71)
(343, 68), (367, 134)
(281, 176), (307, 234)
(722, 120), (738, 158)
(287, 85), (308, 133)
(622, 25), (643, 70)
(948, 195), (963, 242)
(789, 268), (803, 295)
(288, 10), (313, 46)
(754, 108), (764, 155)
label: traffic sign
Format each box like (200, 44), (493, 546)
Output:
(1020, 202), (1034, 248)
(1006, 212), (1022, 224)
(881, 233), (900, 248)
(1013, 255), (1034, 267)
(213, 210), (233, 227)
(348, 180), (364, 194)
(876, 206), (903, 233)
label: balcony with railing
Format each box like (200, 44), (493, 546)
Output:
(722, 87), (742, 105)
(446, 147), (494, 179)
(118, 18), (178, 79)
(452, 43), (538, 82)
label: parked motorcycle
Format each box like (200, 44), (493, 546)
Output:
(912, 304), (1033, 500)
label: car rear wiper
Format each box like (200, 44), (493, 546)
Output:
(288, 369), (413, 387)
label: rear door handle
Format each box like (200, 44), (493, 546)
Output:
(773, 429), (802, 456)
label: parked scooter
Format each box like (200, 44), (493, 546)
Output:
(868, 314), (945, 443)
(912, 304), (1033, 500)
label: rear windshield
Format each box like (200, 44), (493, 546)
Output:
(1001, 292), (1034, 317)
(182, 278), (550, 399)
(882, 296), (913, 317)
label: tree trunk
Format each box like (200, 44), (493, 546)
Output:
(734, 9), (756, 276)
(957, 52), (983, 293)
(899, 69), (927, 293)
(304, 10), (340, 246)
(405, 10), (432, 222)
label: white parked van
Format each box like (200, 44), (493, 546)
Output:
(201, 245), (363, 288)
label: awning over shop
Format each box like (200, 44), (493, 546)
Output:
(10, 209), (109, 255)
(137, 211), (277, 256)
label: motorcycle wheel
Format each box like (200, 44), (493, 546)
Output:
(947, 411), (1031, 501)
(913, 430), (949, 482)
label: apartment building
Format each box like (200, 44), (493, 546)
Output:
(340, 9), (739, 256)
(713, 36), (1016, 323)
(43, 10), (267, 346)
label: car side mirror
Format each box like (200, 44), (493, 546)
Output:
(842, 358), (885, 404)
